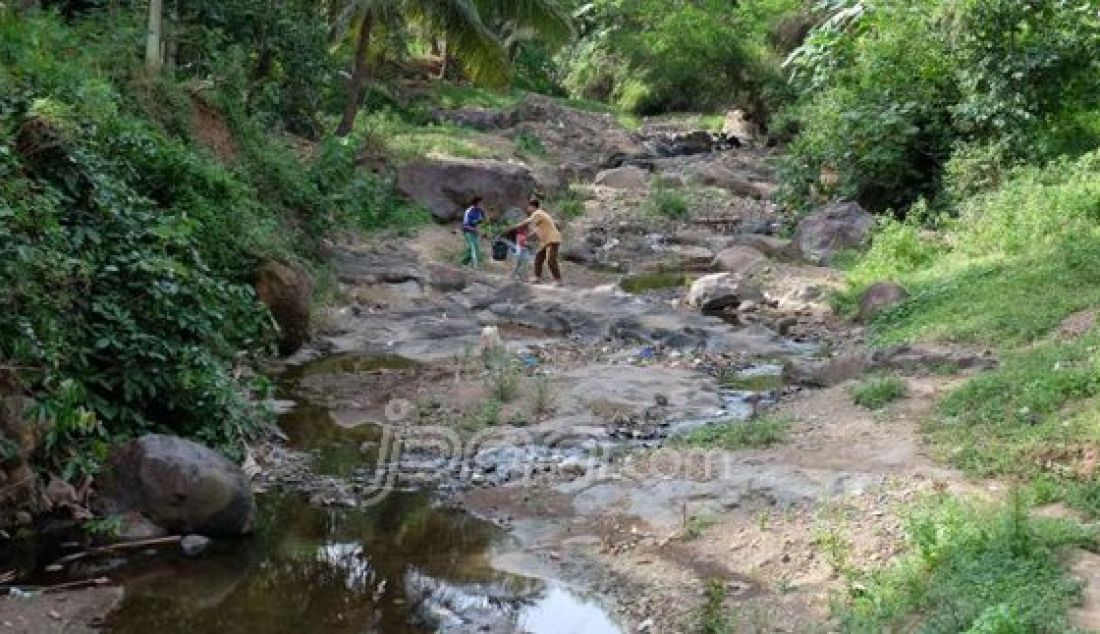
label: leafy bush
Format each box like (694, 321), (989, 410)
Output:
(561, 0), (802, 116)
(0, 13), (423, 477)
(838, 494), (1093, 633)
(1, 104), (276, 471)
(781, 0), (1100, 212)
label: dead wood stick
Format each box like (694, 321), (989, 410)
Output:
(52, 535), (182, 565)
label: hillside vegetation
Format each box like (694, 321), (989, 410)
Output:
(5, 1), (1100, 630)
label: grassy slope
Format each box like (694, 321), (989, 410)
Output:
(845, 152), (1100, 507)
(832, 152), (1100, 631)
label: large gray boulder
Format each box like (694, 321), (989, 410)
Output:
(689, 164), (775, 200)
(254, 261), (313, 356)
(791, 201), (874, 264)
(97, 434), (256, 536)
(512, 95), (648, 173)
(595, 166), (650, 190)
(431, 107), (518, 131)
(684, 272), (762, 311)
(715, 245), (767, 274)
(396, 158), (537, 221)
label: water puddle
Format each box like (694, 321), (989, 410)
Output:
(92, 355), (621, 634)
(278, 404), (384, 477)
(101, 493), (620, 634)
(719, 363), (785, 392)
(668, 363), (787, 436)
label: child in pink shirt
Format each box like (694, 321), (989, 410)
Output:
(504, 225), (531, 280)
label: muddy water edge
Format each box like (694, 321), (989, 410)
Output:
(99, 354), (624, 634)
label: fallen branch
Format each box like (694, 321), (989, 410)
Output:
(52, 535), (182, 565)
(2, 576), (111, 595)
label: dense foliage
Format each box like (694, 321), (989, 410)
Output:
(559, 0), (805, 116)
(780, 0), (1100, 212)
(0, 11), (424, 475)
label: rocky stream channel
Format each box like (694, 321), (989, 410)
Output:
(1, 100), (981, 632)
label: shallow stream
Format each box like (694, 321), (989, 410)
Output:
(100, 359), (623, 634)
(103, 491), (619, 633)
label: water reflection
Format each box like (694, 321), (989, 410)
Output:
(278, 404), (383, 477)
(105, 493), (618, 634)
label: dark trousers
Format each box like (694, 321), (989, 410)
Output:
(534, 242), (561, 281)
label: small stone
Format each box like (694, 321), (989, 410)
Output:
(654, 393), (669, 407)
(180, 534), (212, 558)
(14, 511), (32, 526)
(638, 617), (655, 632)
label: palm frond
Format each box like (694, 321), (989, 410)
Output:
(481, 0), (575, 44)
(412, 0), (510, 87)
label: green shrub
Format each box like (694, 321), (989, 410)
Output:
(851, 376), (907, 410)
(838, 493), (1093, 633)
(0, 102), (276, 472)
(561, 0), (800, 115)
(482, 345), (522, 403)
(555, 189), (587, 219)
(780, 0), (1100, 212)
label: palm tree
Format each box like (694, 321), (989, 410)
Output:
(332, 0), (572, 136)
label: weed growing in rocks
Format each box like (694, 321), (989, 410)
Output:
(813, 523), (854, 579)
(482, 346), (522, 403)
(460, 399), (503, 433)
(678, 416), (791, 451)
(514, 131), (548, 158)
(648, 186), (689, 219)
(683, 514), (718, 540)
(553, 186), (588, 219)
(530, 375), (556, 420)
(851, 376), (907, 410)
(698, 579), (733, 634)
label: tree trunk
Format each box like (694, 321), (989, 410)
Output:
(335, 10), (374, 137)
(18, 0), (40, 12)
(145, 0), (164, 72)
